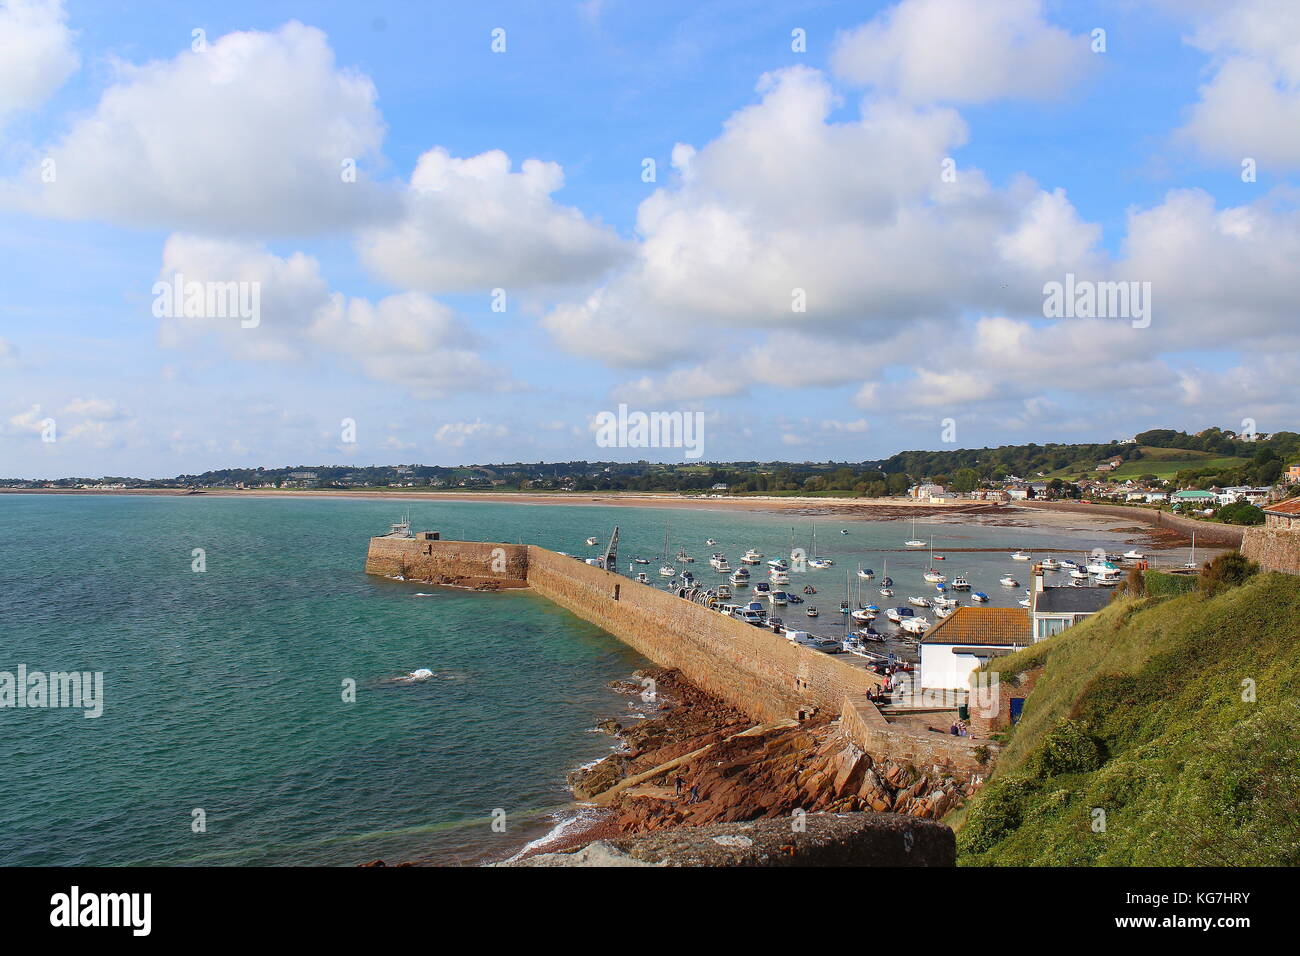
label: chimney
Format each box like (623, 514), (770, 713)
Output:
(1033, 564), (1045, 593)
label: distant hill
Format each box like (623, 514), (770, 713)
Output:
(954, 572), (1300, 865)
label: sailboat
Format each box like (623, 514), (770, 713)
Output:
(658, 527), (676, 577)
(879, 559), (894, 597)
(905, 517), (926, 548)
(923, 535), (946, 583)
(1183, 532), (1199, 570)
(807, 523), (833, 569)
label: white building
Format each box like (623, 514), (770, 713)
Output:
(919, 607), (1030, 691)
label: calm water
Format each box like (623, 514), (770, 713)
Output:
(0, 494), (1151, 866)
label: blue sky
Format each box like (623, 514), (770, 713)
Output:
(2, 0), (1298, 478)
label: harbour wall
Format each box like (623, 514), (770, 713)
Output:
(1015, 501), (1246, 548)
(1241, 527), (1300, 574)
(366, 535), (878, 724)
(839, 695), (992, 776)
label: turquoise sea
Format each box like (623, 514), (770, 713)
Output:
(0, 494), (1155, 865)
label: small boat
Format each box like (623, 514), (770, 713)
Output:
(808, 557), (833, 569)
(851, 608), (876, 623)
(659, 565), (676, 577)
(904, 517), (925, 548)
(923, 569), (947, 583)
(754, 582), (772, 595)
(635, 572), (650, 584)
(806, 607), (819, 618)
(886, 606), (914, 624)
(768, 590), (789, 606)
(802, 585), (816, 595)
(633, 557), (650, 565)
(1039, 558), (1059, 570)
(716, 584), (732, 600)
(586, 537), (598, 546)
(971, 591), (989, 603)
(1123, 550), (1145, 560)
(908, 596), (931, 608)
(934, 604), (953, 619)
(857, 566), (874, 580)
(676, 549), (694, 563)
(769, 569), (790, 585)
(706, 538), (717, 546)
(878, 586), (894, 597)
(741, 549), (762, 565)
(999, 575), (1019, 587)
(950, 574), (970, 590)
(933, 555), (945, 560)
(730, 567), (751, 586)
(1011, 550), (1031, 561)
(1070, 568), (1090, 580)
(900, 616), (930, 635)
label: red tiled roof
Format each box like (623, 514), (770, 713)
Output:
(921, 606), (1030, 646)
(1265, 497), (1300, 515)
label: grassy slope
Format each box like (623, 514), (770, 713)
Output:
(1044, 445), (1248, 480)
(954, 572), (1300, 866)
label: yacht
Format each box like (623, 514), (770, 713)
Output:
(999, 574), (1019, 587)
(923, 568), (947, 584)
(950, 573), (970, 590)
(729, 567), (750, 587)
(741, 549), (762, 565)
(1184, 532), (1199, 570)
(971, 591), (989, 603)
(709, 553), (732, 572)
(904, 517), (925, 548)
(808, 557), (833, 570)
(1086, 557), (1119, 576)
(768, 557), (789, 570)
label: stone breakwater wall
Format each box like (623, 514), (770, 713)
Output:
(366, 536), (878, 724)
(1015, 500), (1245, 548)
(839, 695), (992, 777)
(1241, 527), (1300, 574)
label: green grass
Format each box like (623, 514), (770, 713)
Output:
(1044, 446), (1249, 480)
(955, 572), (1300, 866)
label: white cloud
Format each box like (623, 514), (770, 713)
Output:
(8, 21), (391, 235)
(831, 0), (1090, 103)
(434, 420), (508, 447)
(358, 147), (627, 292)
(1176, 0), (1300, 167)
(0, 0), (78, 121)
(154, 235), (501, 396)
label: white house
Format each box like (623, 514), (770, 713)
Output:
(919, 607), (1031, 690)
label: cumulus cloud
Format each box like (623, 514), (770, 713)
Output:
(7, 21), (391, 235)
(434, 419), (508, 447)
(358, 147), (628, 293)
(154, 235), (501, 396)
(0, 0), (78, 121)
(830, 0), (1091, 103)
(1176, 0), (1300, 167)
(543, 65), (1099, 367)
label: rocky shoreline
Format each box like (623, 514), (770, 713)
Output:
(516, 667), (980, 863)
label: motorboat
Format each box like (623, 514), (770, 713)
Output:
(1012, 550), (1031, 561)
(808, 557), (833, 569)
(1086, 558), (1120, 576)
(716, 584), (732, 600)
(999, 575), (1019, 587)
(1095, 568), (1123, 586)
(851, 607), (876, 624)
(676, 549), (694, 563)
(839, 601), (851, 614)
(586, 537), (598, 546)
(1069, 568), (1090, 580)
(786, 594), (804, 605)
(710, 554), (731, 572)
(900, 616), (930, 635)
(857, 566), (874, 580)
(950, 574), (970, 590)
(841, 635), (864, 653)
(635, 572), (650, 584)
(768, 590), (789, 606)
(659, 564), (677, 577)
(934, 604), (953, 619)
(730, 567), (751, 587)
(933, 596), (958, 609)
(878, 585), (894, 597)
(923, 568), (947, 584)
(908, 596), (931, 608)
(886, 606), (914, 624)
(971, 591), (989, 603)
(754, 582), (772, 595)
(1018, 597), (1032, 608)
(806, 606), (819, 618)
(741, 549), (763, 564)
(633, 557), (650, 564)
(706, 538), (717, 546)
(769, 569), (790, 585)
(1059, 559), (1079, 570)
(1039, 558), (1059, 570)
(1123, 550), (1145, 560)
(841, 529), (849, 534)
(768, 557), (789, 570)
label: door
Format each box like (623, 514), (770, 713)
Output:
(1009, 697), (1025, 724)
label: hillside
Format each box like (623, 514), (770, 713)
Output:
(954, 572), (1300, 866)
(1043, 445), (1250, 480)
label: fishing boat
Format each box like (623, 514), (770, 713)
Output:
(999, 574), (1019, 587)
(741, 549), (762, 565)
(904, 517), (925, 548)
(908, 596), (931, 608)
(971, 591), (989, 603)
(806, 607), (819, 618)
(950, 573), (970, 590)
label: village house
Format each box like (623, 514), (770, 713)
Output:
(1095, 456), (1124, 472)
(919, 607), (1031, 691)
(1287, 465), (1300, 483)
(1028, 567), (1112, 641)
(1171, 489), (1217, 509)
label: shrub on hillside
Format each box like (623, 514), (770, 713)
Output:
(1213, 501), (1265, 525)
(958, 774), (1035, 854)
(1196, 551), (1260, 596)
(1027, 718), (1103, 777)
